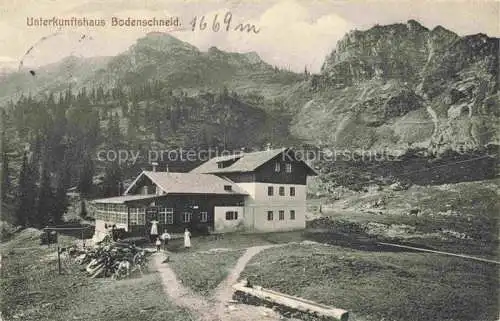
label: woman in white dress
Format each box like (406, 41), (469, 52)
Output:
(150, 220), (159, 243)
(184, 228), (191, 249)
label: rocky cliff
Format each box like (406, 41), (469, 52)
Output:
(294, 20), (499, 155)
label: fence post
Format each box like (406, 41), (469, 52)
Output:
(57, 245), (62, 275)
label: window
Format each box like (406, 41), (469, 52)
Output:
(285, 163), (292, 173)
(290, 187), (296, 196)
(166, 210), (174, 224)
(268, 186), (274, 196)
(218, 162), (224, 169)
(182, 212), (192, 223)
(200, 212), (208, 222)
(224, 185), (232, 191)
(267, 211), (273, 221)
(95, 208), (102, 220)
(275, 162), (281, 172)
(225, 211), (238, 220)
(129, 207), (146, 225)
(279, 186), (285, 196)
(279, 210), (285, 220)
(290, 210), (296, 220)
(137, 208), (146, 225)
(159, 208), (166, 223)
(129, 208), (138, 225)
(159, 208), (174, 224)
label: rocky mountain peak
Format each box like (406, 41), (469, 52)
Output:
(406, 19), (428, 32)
(297, 20), (498, 154)
(135, 32), (198, 53)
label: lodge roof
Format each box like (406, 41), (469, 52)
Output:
(124, 171), (249, 196)
(190, 147), (317, 175)
(92, 194), (159, 204)
(190, 148), (285, 174)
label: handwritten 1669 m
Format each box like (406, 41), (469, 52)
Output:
(190, 12), (260, 33)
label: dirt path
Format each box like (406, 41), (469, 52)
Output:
(152, 244), (292, 321)
(213, 244), (287, 304)
(151, 254), (219, 320)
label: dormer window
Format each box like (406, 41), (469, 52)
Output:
(217, 157), (241, 169)
(285, 163), (292, 173)
(275, 162), (281, 172)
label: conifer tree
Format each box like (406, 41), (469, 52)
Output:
(107, 113), (122, 146)
(1, 149), (10, 202)
(1, 131), (10, 203)
(36, 156), (54, 227)
(14, 153), (37, 227)
(102, 162), (123, 197)
(78, 153), (94, 198)
(52, 157), (71, 224)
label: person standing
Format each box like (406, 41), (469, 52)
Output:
(161, 229), (171, 251)
(155, 237), (161, 252)
(184, 228), (191, 249)
(150, 219), (159, 243)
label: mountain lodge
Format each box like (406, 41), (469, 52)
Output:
(91, 148), (317, 240)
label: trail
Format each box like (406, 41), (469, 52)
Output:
(152, 244), (293, 321)
(212, 244), (293, 318)
(152, 254), (217, 320)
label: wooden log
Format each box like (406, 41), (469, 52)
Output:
(90, 265), (105, 278)
(232, 281), (349, 321)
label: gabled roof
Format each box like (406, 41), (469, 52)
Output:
(191, 148), (285, 174)
(92, 194), (158, 204)
(124, 171), (248, 195)
(190, 147), (317, 175)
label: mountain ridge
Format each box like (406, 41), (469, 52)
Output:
(1, 22), (498, 156)
(297, 20), (498, 155)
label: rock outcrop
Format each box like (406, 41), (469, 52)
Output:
(295, 20), (499, 155)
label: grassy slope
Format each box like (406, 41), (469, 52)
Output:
(310, 179), (499, 258)
(0, 230), (192, 321)
(165, 231), (305, 253)
(241, 243), (499, 321)
(168, 250), (244, 296)
(149, 232), (305, 295)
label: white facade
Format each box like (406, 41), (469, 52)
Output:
(213, 206), (245, 232)
(236, 182), (307, 232)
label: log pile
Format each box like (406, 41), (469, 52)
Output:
(68, 239), (153, 279)
(232, 280), (349, 321)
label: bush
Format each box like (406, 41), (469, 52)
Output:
(0, 221), (17, 242)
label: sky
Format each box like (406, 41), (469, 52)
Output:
(0, 0), (498, 73)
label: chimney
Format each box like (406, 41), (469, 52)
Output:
(151, 162), (158, 172)
(266, 143), (272, 151)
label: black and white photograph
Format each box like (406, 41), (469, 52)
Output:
(0, 1), (498, 320)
